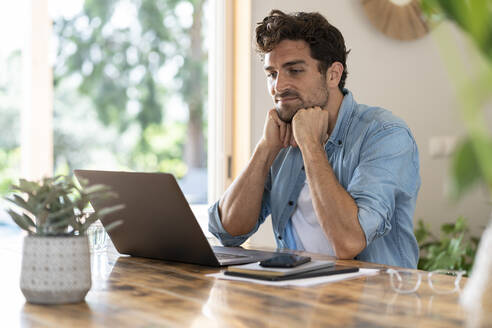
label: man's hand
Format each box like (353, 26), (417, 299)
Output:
(292, 107), (329, 150)
(219, 109), (295, 237)
(260, 109), (296, 152)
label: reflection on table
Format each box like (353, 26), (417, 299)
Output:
(1, 231), (491, 327)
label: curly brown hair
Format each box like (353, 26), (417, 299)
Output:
(256, 10), (350, 91)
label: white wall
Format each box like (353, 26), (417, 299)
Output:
(248, 0), (491, 247)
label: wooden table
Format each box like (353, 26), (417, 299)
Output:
(1, 231), (490, 328)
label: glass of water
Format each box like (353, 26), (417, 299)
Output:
(87, 220), (108, 253)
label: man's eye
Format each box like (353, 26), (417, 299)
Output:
(267, 72), (277, 78)
(289, 69), (303, 74)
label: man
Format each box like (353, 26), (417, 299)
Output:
(208, 10), (420, 268)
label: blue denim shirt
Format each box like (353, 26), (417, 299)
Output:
(209, 90), (420, 268)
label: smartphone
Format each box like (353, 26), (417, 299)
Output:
(259, 254), (311, 268)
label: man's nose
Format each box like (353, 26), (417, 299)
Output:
(274, 73), (290, 94)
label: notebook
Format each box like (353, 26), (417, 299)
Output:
(225, 265), (359, 281)
(226, 259), (335, 278)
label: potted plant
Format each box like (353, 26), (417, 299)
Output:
(421, 0), (492, 318)
(4, 175), (123, 304)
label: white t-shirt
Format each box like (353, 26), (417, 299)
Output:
(291, 180), (335, 256)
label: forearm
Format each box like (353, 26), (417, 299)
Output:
(219, 142), (279, 236)
(301, 143), (366, 259)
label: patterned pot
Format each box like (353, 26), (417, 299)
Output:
(20, 235), (92, 304)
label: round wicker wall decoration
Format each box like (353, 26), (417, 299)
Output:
(362, 0), (430, 41)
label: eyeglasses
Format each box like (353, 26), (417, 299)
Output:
(386, 268), (466, 294)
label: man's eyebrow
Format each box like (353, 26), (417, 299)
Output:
(282, 60), (306, 68)
(264, 60), (307, 71)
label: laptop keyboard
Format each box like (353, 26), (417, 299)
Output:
(215, 252), (248, 260)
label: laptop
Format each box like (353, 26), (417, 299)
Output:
(74, 169), (280, 266)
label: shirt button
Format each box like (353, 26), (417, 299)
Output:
(338, 140), (342, 145)
(288, 201), (294, 206)
(278, 235), (282, 240)
(301, 166), (305, 171)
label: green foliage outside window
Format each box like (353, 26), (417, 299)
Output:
(0, 0), (210, 219)
(52, 0), (208, 179)
(0, 148), (20, 195)
(0, 0), (208, 199)
(0, 50), (21, 196)
(131, 122), (188, 178)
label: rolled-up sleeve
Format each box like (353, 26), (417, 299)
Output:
(347, 124), (419, 246)
(208, 172), (273, 246)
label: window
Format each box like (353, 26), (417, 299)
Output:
(0, 1), (23, 226)
(50, 0), (209, 204)
(1, 0), (236, 235)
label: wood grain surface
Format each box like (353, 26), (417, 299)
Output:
(1, 233), (490, 328)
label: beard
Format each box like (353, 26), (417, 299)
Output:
(274, 87), (329, 123)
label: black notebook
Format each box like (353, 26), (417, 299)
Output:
(224, 265), (359, 281)
(226, 259), (335, 278)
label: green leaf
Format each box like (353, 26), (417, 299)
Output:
(103, 220), (123, 232)
(448, 234), (464, 255)
(3, 174), (127, 236)
(46, 205), (75, 222)
(416, 215), (480, 272)
(86, 190), (117, 201)
(37, 187), (64, 213)
(74, 176), (88, 189)
(441, 223), (455, 235)
(48, 216), (73, 230)
(96, 204), (125, 218)
(419, 241), (440, 250)
(83, 184), (111, 194)
(431, 251), (456, 271)
(75, 198), (90, 212)
(450, 137), (481, 199)
(420, 0), (446, 25)
(7, 210), (36, 233)
(4, 195), (35, 215)
(454, 216), (468, 233)
(415, 219), (430, 244)
(17, 179), (38, 194)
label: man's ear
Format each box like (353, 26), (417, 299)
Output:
(326, 62), (344, 88)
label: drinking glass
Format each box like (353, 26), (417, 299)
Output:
(87, 220), (108, 253)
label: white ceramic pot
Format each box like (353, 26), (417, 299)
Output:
(20, 235), (92, 304)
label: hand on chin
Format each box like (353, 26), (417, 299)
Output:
(291, 106), (329, 149)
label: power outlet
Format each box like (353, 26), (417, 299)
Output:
(429, 136), (458, 158)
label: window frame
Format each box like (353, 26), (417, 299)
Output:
(21, 0), (53, 181)
(207, 0), (234, 203)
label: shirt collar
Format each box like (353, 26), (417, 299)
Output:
(326, 88), (355, 148)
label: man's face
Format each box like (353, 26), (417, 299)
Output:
(264, 39), (329, 123)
